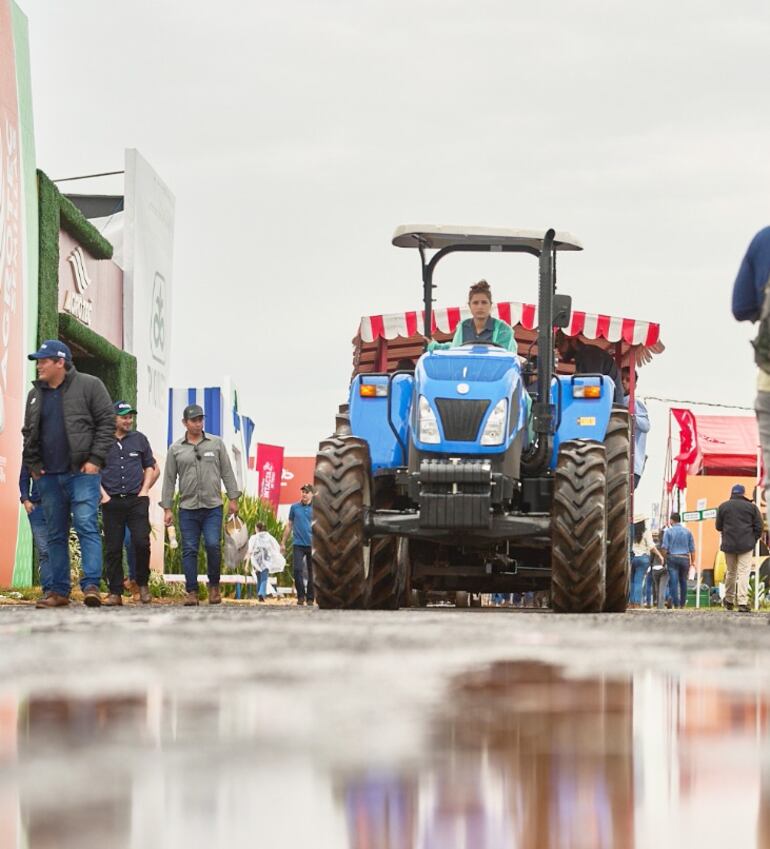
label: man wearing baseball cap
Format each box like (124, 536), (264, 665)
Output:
(281, 483), (315, 606)
(716, 483), (764, 612)
(21, 339), (115, 608)
(160, 403), (241, 606)
(100, 401), (160, 606)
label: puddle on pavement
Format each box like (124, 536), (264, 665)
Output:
(1, 662), (769, 848)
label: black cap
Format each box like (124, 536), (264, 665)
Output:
(114, 400), (138, 415)
(183, 404), (205, 420)
(300, 483), (314, 493)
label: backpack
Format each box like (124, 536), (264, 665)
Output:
(752, 275), (770, 373)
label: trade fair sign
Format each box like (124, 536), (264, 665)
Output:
(57, 230), (124, 346)
(0, 0), (26, 586)
(682, 508), (717, 523)
(123, 150), (175, 572)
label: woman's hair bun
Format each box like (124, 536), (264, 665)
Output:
(469, 279), (492, 300)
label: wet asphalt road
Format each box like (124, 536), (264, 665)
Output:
(1, 604), (770, 848)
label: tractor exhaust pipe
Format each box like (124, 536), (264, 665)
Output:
(522, 229), (556, 474)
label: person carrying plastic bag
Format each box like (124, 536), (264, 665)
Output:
(247, 522), (285, 602)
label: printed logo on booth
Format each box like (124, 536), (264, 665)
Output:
(260, 462), (276, 499)
(150, 271), (166, 364)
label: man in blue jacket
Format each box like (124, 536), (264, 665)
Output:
(732, 227), (770, 522)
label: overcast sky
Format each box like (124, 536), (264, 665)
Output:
(19, 0), (770, 513)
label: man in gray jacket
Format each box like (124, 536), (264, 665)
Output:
(161, 404), (241, 606)
(21, 340), (115, 608)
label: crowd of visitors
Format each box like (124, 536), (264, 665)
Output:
(17, 340), (303, 609)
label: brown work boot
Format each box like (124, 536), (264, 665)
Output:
(103, 593), (123, 606)
(83, 586), (102, 607)
(138, 585), (151, 604)
(35, 592), (69, 609)
(208, 585), (222, 605)
(125, 579), (141, 602)
(183, 591), (199, 606)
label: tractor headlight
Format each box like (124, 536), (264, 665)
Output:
(480, 399), (508, 445)
(418, 396), (440, 444)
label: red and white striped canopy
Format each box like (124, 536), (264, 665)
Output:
(359, 301), (661, 349)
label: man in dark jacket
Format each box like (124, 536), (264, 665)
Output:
(21, 340), (115, 608)
(716, 483), (764, 612)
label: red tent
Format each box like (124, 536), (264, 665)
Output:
(692, 414), (759, 476)
(669, 411), (759, 490)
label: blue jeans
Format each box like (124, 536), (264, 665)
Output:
(26, 504), (51, 592)
(629, 555), (650, 605)
(667, 555), (690, 607)
(179, 506), (223, 593)
(258, 568), (269, 598)
(36, 472), (103, 596)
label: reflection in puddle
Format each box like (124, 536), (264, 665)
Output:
(0, 663), (769, 848)
(339, 662), (770, 849)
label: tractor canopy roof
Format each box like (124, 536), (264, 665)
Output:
(353, 299), (664, 375)
(392, 224), (583, 252)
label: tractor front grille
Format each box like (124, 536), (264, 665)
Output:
(434, 398), (490, 442)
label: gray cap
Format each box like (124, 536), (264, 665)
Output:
(183, 404), (205, 420)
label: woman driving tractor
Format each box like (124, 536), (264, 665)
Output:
(428, 280), (517, 352)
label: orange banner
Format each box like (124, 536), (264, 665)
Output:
(279, 456), (316, 505)
(0, 0), (25, 586)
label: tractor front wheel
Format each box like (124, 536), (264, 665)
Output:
(313, 436), (373, 609)
(551, 441), (607, 613)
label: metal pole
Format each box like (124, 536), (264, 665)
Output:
(755, 446), (762, 611)
(52, 169), (125, 183)
(533, 230), (555, 437)
(419, 245), (433, 340)
(696, 521), (702, 609)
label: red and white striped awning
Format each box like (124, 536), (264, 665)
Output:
(359, 301), (662, 349)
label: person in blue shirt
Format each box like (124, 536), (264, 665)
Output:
(621, 368), (650, 489)
(282, 484), (314, 606)
(19, 466), (51, 598)
(660, 513), (696, 609)
(731, 227), (770, 522)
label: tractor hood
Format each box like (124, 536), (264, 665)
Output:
(413, 347), (527, 454)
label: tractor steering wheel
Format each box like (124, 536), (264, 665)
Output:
(458, 340), (504, 349)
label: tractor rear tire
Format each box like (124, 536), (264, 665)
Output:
(603, 410), (631, 612)
(551, 440), (607, 613)
(368, 536), (403, 610)
(313, 435), (373, 609)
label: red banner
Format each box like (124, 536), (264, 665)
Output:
(667, 408), (698, 493)
(256, 443), (284, 511)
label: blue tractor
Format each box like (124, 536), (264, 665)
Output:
(313, 226), (631, 613)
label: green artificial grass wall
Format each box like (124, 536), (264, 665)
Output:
(37, 170), (136, 406)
